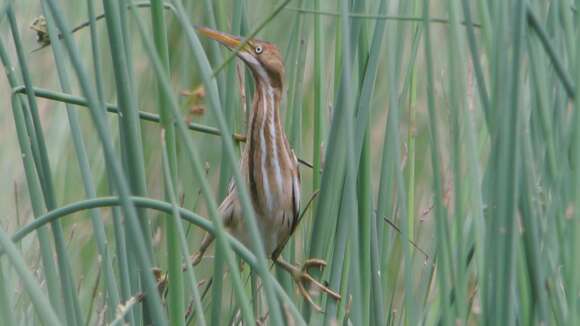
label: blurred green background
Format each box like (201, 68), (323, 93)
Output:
(1, 0), (579, 325)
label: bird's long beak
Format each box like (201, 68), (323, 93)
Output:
(196, 26), (244, 50)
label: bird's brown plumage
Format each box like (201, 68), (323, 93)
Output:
(196, 27), (300, 259)
(191, 27), (341, 309)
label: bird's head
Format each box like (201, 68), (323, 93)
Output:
(197, 26), (284, 89)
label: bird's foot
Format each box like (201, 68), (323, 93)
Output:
(134, 268), (168, 302)
(189, 251), (204, 267)
(185, 233), (215, 271)
(277, 258), (341, 312)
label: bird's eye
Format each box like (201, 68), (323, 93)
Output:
(255, 46), (263, 54)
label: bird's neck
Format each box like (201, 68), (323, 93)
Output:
(246, 78), (294, 213)
(250, 79), (282, 133)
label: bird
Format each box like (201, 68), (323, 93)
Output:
(191, 26), (340, 310)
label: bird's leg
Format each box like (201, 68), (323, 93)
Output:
(188, 232), (215, 269)
(275, 257), (341, 312)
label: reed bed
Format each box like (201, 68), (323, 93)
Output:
(0, 0), (578, 325)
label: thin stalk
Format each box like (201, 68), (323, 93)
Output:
(201, 0), (225, 103)
(44, 0), (169, 323)
(369, 207), (386, 326)
(0, 35), (64, 322)
(5, 195), (306, 325)
(352, 0), (388, 168)
(7, 8), (83, 325)
(422, 0), (452, 324)
(128, 1), (295, 323)
(42, 4), (121, 322)
(323, 180), (349, 324)
(11, 86), (246, 141)
(312, 0), (324, 209)
(101, 1), (153, 322)
(358, 131), (372, 325)
(309, 1), (361, 321)
(210, 242), (225, 326)
(447, 0), (467, 320)
(382, 0), (415, 323)
(161, 132), (207, 326)
(333, 2), (364, 325)
(276, 0), (307, 305)
(476, 0), (492, 54)
(149, 0), (184, 323)
(215, 0), (242, 201)
(461, 0), (492, 128)
(86, 0), (106, 102)
(308, 4), (325, 313)
(284, 7), (482, 28)
(528, 37), (558, 180)
(102, 0), (153, 258)
(286, 1), (307, 152)
(84, 0), (134, 322)
(519, 120), (549, 323)
(320, 1), (368, 320)
(526, 7), (575, 99)
(406, 45), (417, 247)
(485, 1), (524, 324)
(460, 1), (487, 317)
(570, 0), (580, 323)
(374, 0), (397, 306)
(0, 261), (16, 326)
(355, 3), (371, 323)
(0, 227), (61, 326)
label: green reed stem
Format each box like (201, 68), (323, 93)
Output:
(0, 34), (64, 323)
(161, 132), (207, 326)
(44, 0), (169, 323)
(5, 195), (306, 324)
(0, 227), (61, 325)
(41, 5), (122, 322)
(7, 8), (83, 325)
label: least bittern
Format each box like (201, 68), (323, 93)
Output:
(192, 27), (340, 310)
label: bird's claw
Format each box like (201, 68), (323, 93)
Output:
(287, 259), (341, 312)
(189, 252), (203, 267)
(302, 258), (327, 271)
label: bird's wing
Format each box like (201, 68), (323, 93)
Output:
(218, 183), (238, 227)
(226, 177), (236, 196)
(271, 155), (301, 260)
